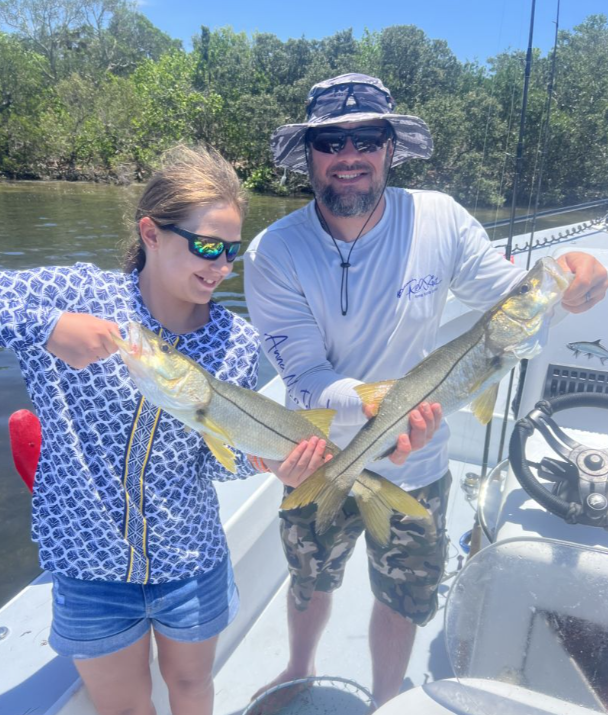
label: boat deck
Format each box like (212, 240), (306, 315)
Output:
(1, 217), (607, 714)
(213, 458), (478, 715)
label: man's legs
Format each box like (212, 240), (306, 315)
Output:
(366, 471), (452, 707)
(251, 496), (363, 705)
(251, 588), (333, 699)
(369, 599), (416, 707)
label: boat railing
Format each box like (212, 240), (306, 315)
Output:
(482, 197), (608, 231)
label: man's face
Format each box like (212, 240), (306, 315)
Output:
(307, 120), (393, 217)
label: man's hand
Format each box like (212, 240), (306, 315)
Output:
(363, 401), (443, 466)
(263, 436), (333, 488)
(46, 313), (121, 369)
(557, 252), (608, 314)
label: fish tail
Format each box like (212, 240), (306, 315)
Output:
(353, 470), (430, 546)
(280, 466), (349, 535)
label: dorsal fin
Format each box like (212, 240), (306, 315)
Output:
(195, 413), (234, 444)
(354, 380), (396, 417)
(297, 408), (337, 438)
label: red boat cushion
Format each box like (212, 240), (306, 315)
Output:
(9, 409), (41, 493)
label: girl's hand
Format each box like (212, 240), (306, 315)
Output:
(46, 313), (121, 369)
(263, 436), (333, 488)
(557, 252), (608, 313)
(363, 401), (443, 466)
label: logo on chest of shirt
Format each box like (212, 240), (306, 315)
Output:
(397, 274), (442, 300)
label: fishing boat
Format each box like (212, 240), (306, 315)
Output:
(3, 0), (608, 706)
(1, 209), (607, 715)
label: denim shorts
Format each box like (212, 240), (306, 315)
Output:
(49, 556), (239, 659)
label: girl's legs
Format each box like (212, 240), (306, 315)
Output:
(75, 631), (156, 715)
(155, 630), (218, 715)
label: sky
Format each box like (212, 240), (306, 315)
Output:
(138, 0), (607, 63)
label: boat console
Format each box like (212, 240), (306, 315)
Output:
(377, 247), (608, 714)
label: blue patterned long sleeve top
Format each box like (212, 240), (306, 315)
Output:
(0, 263), (259, 584)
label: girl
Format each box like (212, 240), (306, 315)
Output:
(0, 145), (328, 715)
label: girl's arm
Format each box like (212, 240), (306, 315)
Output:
(46, 313), (120, 369)
(0, 265), (119, 367)
(0, 268), (65, 351)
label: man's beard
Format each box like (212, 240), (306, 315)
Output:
(309, 154), (391, 218)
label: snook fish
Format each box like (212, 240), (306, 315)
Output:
(112, 324), (428, 545)
(282, 256), (573, 534)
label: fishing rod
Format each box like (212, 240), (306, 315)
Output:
(480, 0), (537, 479)
(526, 0), (561, 267)
(505, 0), (537, 263)
(486, 0), (564, 470)
(497, 0), (563, 466)
(498, 0), (561, 470)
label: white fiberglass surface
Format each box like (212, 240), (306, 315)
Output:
(446, 538), (608, 712)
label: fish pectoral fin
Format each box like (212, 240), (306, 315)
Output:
(281, 467), (348, 536)
(354, 380), (397, 417)
(471, 383), (499, 425)
(353, 471), (430, 545)
(203, 434), (237, 473)
(197, 415), (234, 446)
(297, 408), (337, 438)
(375, 445), (395, 460)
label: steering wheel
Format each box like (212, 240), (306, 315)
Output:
(509, 392), (608, 527)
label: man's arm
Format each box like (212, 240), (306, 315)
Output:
(245, 244), (367, 426)
(446, 201), (608, 313)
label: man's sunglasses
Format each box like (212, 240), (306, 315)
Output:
(306, 125), (393, 155)
(163, 224), (241, 262)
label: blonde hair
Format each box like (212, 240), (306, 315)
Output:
(123, 144), (248, 272)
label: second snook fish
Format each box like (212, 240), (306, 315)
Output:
(282, 256), (573, 535)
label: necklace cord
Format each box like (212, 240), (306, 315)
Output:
(315, 171), (390, 316)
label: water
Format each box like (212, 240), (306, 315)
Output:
(0, 181), (603, 607)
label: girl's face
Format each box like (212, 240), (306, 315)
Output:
(143, 203), (242, 306)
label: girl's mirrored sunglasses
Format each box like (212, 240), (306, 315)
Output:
(163, 224), (241, 262)
(306, 125), (393, 155)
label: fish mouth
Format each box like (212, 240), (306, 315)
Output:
(110, 322), (144, 363)
(109, 330), (129, 352)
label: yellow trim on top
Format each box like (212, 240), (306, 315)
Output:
(124, 491), (130, 541)
(139, 407), (163, 508)
(123, 328), (181, 583)
(123, 398), (145, 489)
(127, 546), (135, 582)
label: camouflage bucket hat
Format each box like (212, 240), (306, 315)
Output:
(271, 73), (433, 174)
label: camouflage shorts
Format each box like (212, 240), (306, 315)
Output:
(280, 471), (452, 626)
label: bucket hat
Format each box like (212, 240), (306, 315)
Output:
(271, 73), (433, 173)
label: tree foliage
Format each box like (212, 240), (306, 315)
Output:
(0, 1), (606, 208)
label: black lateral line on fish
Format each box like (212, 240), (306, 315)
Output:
(340, 333), (488, 475)
(209, 384), (300, 447)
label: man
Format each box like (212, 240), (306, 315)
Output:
(244, 73), (608, 707)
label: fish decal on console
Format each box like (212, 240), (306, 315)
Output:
(567, 339), (608, 365)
